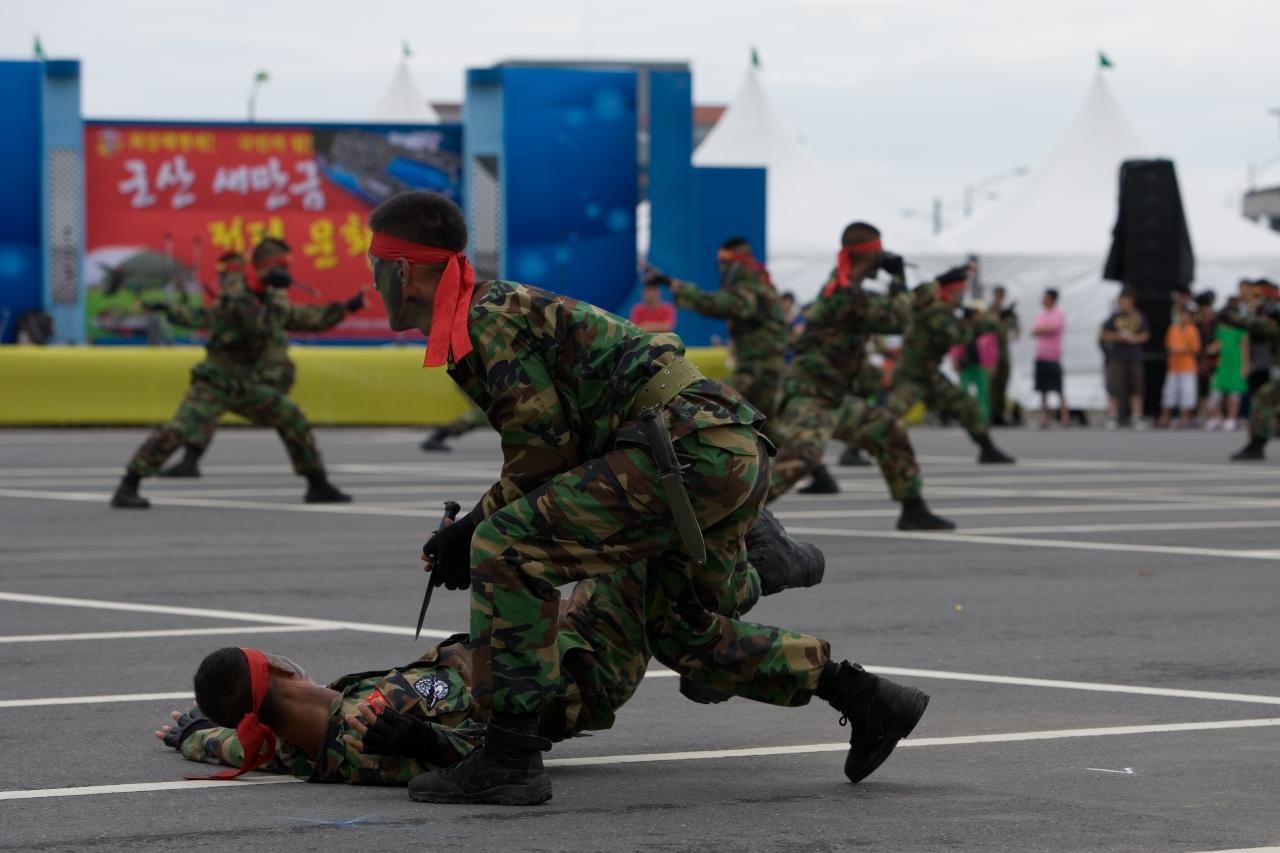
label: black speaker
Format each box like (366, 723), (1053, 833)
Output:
(1103, 159), (1195, 294)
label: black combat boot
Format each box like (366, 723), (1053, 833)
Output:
(408, 714), (552, 805)
(303, 473), (352, 504)
(420, 427), (451, 452)
(977, 437), (1015, 464)
(798, 464), (840, 494)
(747, 507), (826, 595)
(110, 472), (150, 509)
(837, 446), (871, 467)
(896, 496), (956, 531)
(1232, 438), (1267, 461)
(817, 661), (929, 783)
(158, 447), (202, 478)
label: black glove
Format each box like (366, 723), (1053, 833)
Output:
(360, 706), (447, 761)
(343, 290), (365, 312)
(163, 706), (216, 750)
(642, 265), (672, 288)
(879, 252), (905, 280)
(422, 510), (478, 591)
(887, 279), (907, 297)
(141, 301), (169, 312)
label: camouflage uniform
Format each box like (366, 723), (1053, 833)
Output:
(127, 281), (323, 477)
(888, 287), (1002, 444)
(1222, 308), (1280, 443)
(161, 289), (348, 454)
(990, 306), (1019, 423)
(450, 281), (829, 717)
(768, 274), (923, 502)
(181, 560), (764, 783)
(671, 260), (788, 420)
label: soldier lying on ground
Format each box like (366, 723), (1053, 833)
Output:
(155, 510), (823, 784)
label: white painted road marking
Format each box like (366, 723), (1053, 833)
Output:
(1086, 767), (1135, 774)
(0, 624), (335, 644)
(0, 691), (193, 709)
(2, 717), (1275, 800)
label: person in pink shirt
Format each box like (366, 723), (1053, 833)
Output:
(1030, 288), (1068, 428)
(629, 281), (677, 332)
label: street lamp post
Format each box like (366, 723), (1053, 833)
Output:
(248, 69), (270, 123)
(963, 165), (1029, 218)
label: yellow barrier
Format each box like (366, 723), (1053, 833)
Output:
(0, 345), (730, 426)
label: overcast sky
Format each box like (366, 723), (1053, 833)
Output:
(6, 0), (1279, 225)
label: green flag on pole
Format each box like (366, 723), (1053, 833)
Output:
(254, 69), (270, 83)
(750, 46), (760, 69)
(1098, 51), (1113, 69)
(403, 40), (412, 60)
(33, 34), (45, 60)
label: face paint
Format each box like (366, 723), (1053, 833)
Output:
(370, 255), (412, 331)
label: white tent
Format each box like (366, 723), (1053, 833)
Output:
(941, 71), (1280, 408)
(694, 65), (941, 299)
(371, 59), (439, 123)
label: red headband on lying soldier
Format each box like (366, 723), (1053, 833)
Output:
(369, 232), (475, 368)
(186, 648), (277, 781)
(834, 239), (883, 287)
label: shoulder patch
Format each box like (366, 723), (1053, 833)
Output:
(413, 675), (452, 708)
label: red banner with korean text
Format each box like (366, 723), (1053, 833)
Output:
(84, 122), (462, 342)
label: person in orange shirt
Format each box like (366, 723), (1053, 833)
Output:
(1158, 303), (1202, 428)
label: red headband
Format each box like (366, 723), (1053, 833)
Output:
(834, 239), (884, 287)
(216, 261), (246, 273)
(369, 232), (475, 368)
(186, 648), (277, 781)
(252, 255), (291, 272)
(718, 250), (773, 287)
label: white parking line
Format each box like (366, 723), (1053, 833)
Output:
(0, 591), (456, 639)
(0, 691), (193, 709)
(2, 717), (1276, 800)
(547, 717), (1280, 767)
(773, 501), (1274, 520)
(956, 519), (1280, 536)
(0, 624), (336, 645)
(785, 526), (1280, 562)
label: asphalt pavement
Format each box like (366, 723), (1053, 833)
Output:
(1, 424), (1277, 852)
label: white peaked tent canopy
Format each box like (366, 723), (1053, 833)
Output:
(941, 71), (1280, 408)
(694, 64), (940, 298)
(371, 59), (439, 123)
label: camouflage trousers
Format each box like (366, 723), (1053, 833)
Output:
(127, 373), (322, 477)
(548, 558), (763, 739)
(468, 422), (829, 717)
(1250, 380), (1280, 442)
(888, 370), (990, 444)
(731, 357), (785, 422)
(441, 405), (490, 437)
(185, 358), (294, 453)
(768, 393), (922, 503)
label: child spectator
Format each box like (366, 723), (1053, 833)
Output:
(1206, 295), (1249, 431)
(1158, 303), (1201, 428)
(629, 281), (676, 332)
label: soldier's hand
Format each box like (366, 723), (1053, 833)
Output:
(343, 290), (365, 313)
(345, 704), (446, 761)
(156, 706), (214, 750)
(879, 252), (906, 280)
(422, 512), (477, 591)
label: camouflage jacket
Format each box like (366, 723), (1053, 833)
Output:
(448, 281), (761, 520)
(786, 272), (911, 404)
(672, 262), (787, 368)
(180, 276), (282, 385)
(181, 567), (653, 783)
(164, 287), (347, 392)
(897, 289), (1002, 381)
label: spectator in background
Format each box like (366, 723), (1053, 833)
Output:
(1158, 303), (1201, 428)
(1101, 289), (1150, 429)
(950, 300), (997, 422)
(1194, 291), (1219, 421)
(781, 291), (805, 347)
(629, 281), (676, 333)
(988, 285), (1019, 426)
(1206, 295), (1248, 431)
(1030, 288), (1068, 428)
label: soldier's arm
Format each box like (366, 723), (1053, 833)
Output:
(284, 302), (348, 333)
(335, 712), (484, 784)
(470, 311), (578, 519)
(930, 308), (973, 347)
(159, 301), (211, 328)
(179, 726), (289, 772)
(671, 268), (759, 321)
(856, 292), (911, 334)
(1223, 311), (1280, 340)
